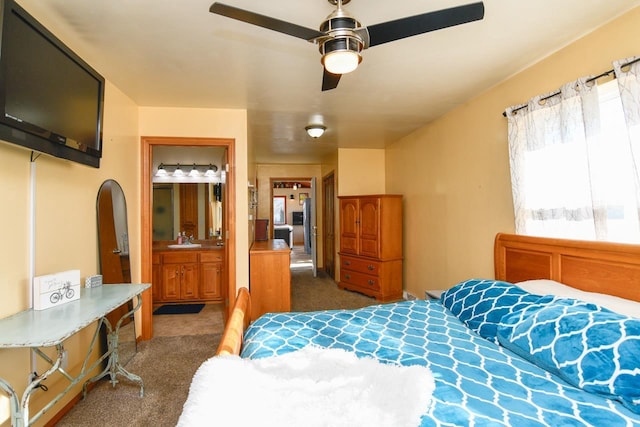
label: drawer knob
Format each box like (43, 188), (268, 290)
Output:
(345, 274), (351, 280)
(345, 261), (351, 266)
(367, 265), (374, 270)
(368, 279), (375, 285)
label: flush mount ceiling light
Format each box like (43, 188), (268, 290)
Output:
(305, 124), (327, 138)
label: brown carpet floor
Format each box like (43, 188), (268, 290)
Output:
(56, 334), (220, 427)
(57, 249), (378, 426)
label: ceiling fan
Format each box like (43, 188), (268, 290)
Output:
(209, 0), (485, 91)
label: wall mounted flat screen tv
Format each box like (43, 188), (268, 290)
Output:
(0, 0), (105, 168)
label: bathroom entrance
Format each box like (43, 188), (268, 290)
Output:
(140, 136), (236, 340)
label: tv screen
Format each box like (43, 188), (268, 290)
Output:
(0, 0), (105, 168)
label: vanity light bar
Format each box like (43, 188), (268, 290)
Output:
(155, 163), (218, 178)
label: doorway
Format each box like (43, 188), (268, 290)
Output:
(322, 172), (335, 279)
(140, 136), (236, 340)
(269, 177), (319, 275)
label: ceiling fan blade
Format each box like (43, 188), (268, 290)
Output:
(366, 2), (484, 47)
(210, 3), (324, 41)
(322, 69), (341, 91)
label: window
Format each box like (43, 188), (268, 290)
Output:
(508, 76), (640, 244)
(273, 196), (286, 225)
(593, 81), (640, 242)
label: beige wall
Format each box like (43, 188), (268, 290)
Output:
(0, 82), (140, 426)
(337, 148), (386, 195)
(386, 6), (640, 298)
(0, 104), (249, 427)
(138, 107), (250, 289)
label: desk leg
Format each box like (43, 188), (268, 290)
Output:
(83, 297), (144, 398)
(14, 345), (65, 427)
(0, 377), (21, 426)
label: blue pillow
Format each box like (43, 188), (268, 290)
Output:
(497, 296), (640, 414)
(440, 279), (541, 344)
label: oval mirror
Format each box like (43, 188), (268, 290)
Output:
(97, 179), (130, 283)
(97, 179), (136, 359)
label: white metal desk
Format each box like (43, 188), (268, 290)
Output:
(0, 283), (150, 427)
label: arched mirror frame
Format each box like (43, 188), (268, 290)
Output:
(97, 179), (137, 359)
(97, 179), (131, 283)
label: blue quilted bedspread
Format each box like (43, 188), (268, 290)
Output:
(241, 300), (640, 427)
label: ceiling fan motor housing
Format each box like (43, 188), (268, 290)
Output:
(319, 12), (365, 72)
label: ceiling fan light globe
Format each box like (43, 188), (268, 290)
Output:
(305, 125), (327, 138)
(321, 34), (363, 75)
(323, 50), (360, 74)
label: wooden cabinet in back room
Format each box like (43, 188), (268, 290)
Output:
(338, 195), (403, 301)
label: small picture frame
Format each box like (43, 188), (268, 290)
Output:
(299, 192), (309, 206)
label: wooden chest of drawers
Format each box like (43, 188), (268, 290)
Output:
(339, 255), (402, 301)
(250, 239), (291, 319)
(338, 195), (403, 301)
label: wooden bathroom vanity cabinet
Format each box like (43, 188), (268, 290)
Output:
(152, 243), (225, 303)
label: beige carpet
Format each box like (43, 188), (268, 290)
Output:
(152, 304), (225, 337)
(56, 334), (220, 427)
(57, 251), (378, 426)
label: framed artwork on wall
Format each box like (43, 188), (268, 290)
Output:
(299, 192), (309, 206)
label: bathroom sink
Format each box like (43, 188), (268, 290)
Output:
(167, 243), (202, 249)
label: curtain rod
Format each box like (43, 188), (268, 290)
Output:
(502, 57), (640, 117)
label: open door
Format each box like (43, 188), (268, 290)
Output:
(310, 177), (318, 277)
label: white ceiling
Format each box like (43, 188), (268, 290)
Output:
(17, 0), (640, 164)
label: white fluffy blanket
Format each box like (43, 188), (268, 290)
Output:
(177, 346), (435, 427)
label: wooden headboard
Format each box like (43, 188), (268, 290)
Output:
(494, 233), (640, 302)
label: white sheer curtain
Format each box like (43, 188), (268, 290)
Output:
(506, 56), (640, 243)
(615, 58), (640, 213)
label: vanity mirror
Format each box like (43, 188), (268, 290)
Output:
(153, 182), (223, 242)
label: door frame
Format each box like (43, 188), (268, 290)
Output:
(140, 136), (236, 340)
(322, 171), (335, 280)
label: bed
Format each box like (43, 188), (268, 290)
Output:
(178, 233), (640, 426)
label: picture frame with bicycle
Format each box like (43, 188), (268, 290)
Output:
(33, 269), (81, 310)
